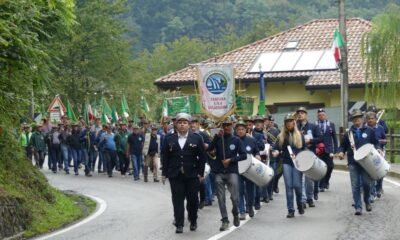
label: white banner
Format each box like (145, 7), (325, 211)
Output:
(197, 64), (235, 121)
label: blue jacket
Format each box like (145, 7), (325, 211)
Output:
(207, 133), (247, 174)
(315, 120), (338, 154)
(79, 128), (93, 151)
(249, 129), (266, 151)
(297, 121), (323, 153)
(98, 132), (116, 151)
(369, 124), (386, 149)
(96, 130), (106, 151)
(339, 125), (380, 165)
(238, 135), (260, 156)
(379, 120), (388, 134)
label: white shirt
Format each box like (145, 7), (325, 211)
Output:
(178, 132), (188, 149)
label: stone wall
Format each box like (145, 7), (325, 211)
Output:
(0, 196), (27, 239)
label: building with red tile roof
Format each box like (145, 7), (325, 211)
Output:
(154, 18), (371, 114)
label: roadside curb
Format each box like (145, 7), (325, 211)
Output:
(334, 164), (400, 179)
(32, 194), (107, 240)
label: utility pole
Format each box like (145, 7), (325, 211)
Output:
(339, 0), (349, 129)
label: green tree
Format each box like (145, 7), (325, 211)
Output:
(0, 0), (75, 122)
(50, 0), (134, 109)
(362, 4), (400, 116)
(126, 0), (400, 51)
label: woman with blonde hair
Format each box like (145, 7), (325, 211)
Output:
(272, 113), (305, 218)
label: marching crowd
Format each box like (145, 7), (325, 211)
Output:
(19, 105), (388, 233)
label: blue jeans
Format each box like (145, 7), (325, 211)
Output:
(131, 154), (143, 179)
(305, 176), (314, 200)
(81, 149), (91, 174)
(70, 148), (81, 173)
(283, 164), (303, 211)
(68, 147), (73, 166)
(302, 175), (314, 202)
(98, 150), (107, 172)
(349, 163), (373, 210)
(267, 160), (277, 198)
(89, 149), (98, 171)
(204, 173), (214, 204)
(371, 178), (384, 198)
(60, 144), (69, 172)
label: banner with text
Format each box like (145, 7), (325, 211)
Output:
(197, 63), (235, 121)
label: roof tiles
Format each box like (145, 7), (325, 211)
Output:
(154, 18), (371, 89)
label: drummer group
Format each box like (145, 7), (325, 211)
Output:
(161, 106), (387, 233)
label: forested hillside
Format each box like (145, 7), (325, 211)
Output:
(2, 0), (399, 119)
(126, 0), (400, 50)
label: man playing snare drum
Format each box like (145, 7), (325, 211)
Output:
(338, 109), (382, 216)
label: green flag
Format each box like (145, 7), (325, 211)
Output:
(121, 95), (130, 119)
(101, 97), (112, 115)
(162, 99), (168, 117)
(111, 104), (119, 123)
(101, 111), (110, 125)
(67, 99), (77, 122)
(140, 96), (150, 113)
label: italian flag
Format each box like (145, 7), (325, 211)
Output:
(332, 29), (344, 65)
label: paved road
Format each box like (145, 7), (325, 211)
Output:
(37, 166), (400, 240)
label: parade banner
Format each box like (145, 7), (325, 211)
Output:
(197, 63), (235, 121)
(163, 95), (201, 116)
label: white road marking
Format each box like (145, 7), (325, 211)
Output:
(33, 194), (107, 240)
(208, 170), (400, 240)
(206, 211), (256, 240)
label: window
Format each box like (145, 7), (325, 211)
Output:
(284, 40), (299, 50)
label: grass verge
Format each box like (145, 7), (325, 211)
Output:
(0, 128), (96, 239)
(24, 191), (96, 238)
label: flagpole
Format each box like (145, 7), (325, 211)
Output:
(339, 0), (349, 129)
(258, 64), (266, 116)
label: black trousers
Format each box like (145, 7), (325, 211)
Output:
(199, 180), (206, 202)
(169, 173), (200, 227)
(104, 150), (117, 176)
(320, 153), (334, 188)
(118, 152), (129, 175)
(51, 144), (61, 171)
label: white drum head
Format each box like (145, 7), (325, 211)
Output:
(295, 151), (315, 171)
(354, 143), (373, 161)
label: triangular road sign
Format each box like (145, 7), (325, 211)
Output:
(48, 95), (66, 113)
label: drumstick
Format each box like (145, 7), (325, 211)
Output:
(348, 131), (356, 151)
(287, 145), (297, 168)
